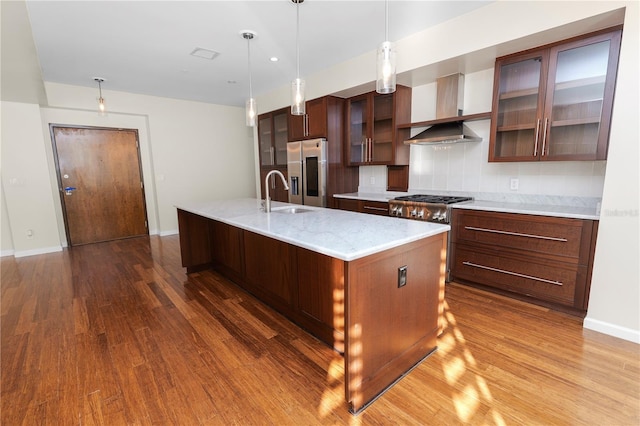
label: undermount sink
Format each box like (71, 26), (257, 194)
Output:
(272, 207), (314, 214)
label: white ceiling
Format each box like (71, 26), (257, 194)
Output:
(24, 0), (493, 107)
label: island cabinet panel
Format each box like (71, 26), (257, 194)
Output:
(451, 209), (597, 314)
(177, 209), (212, 272)
(344, 233), (446, 414)
(210, 220), (243, 280)
(242, 230), (296, 313)
(296, 247), (345, 353)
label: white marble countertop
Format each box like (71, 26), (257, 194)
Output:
(333, 192), (600, 220)
(176, 198), (449, 261)
(451, 200), (600, 220)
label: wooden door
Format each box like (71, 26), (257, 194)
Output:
(51, 126), (148, 245)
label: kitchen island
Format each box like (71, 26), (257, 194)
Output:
(176, 198), (449, 414)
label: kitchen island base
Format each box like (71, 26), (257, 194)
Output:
(177, 206), (446, 414)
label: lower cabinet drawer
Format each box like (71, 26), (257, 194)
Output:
(360, 200), (389, 216)
(452, 209), (590, 259)
(452, 244), (581, 306)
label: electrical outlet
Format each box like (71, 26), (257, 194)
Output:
(26, 229), (34, 239)
(510, 178), (519, 191)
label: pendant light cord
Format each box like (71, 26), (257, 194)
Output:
(385, 0), (389, 41)
(296, 0), (300, 79)
(247, 37), (253, 98)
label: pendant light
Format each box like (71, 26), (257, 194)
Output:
(94, 77), (107, 114)
(376, 0), (396, 94)
(242, 31), (257, 127)
(291, 0), (305, 115)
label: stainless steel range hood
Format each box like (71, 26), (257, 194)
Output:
(405, 73), (482, 145)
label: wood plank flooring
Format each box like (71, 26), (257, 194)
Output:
(2, 235), (638, 425)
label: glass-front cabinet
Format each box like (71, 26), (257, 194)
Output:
(258, 107), (289, 167)
(346, 85), (411, 166)
(489, 28), (621, 162)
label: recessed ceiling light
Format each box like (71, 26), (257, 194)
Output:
(190, 47), (220, 60)
(270, 57), (279, 62)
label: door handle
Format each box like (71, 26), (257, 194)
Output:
(64, 186), (76, 195)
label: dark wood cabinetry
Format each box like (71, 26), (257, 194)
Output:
(288, 97), (329, 140)
(243, 230), (295, 311)
(177, 210), (212, 273)
(258, 108), (290, 203)
(177, 207), (444, 414)
(489, 28), (621, 162)
(335, 198), (389, 216)
(450, 209), (598, 315)
(258, 107), (289, 167)
(346, 85), (412, 166)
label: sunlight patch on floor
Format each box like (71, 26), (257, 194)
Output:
(440, 299), (505, 424)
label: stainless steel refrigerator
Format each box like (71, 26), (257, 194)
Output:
(286, 138), (327, 207)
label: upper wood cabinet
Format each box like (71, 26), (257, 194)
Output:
(346, 85), (411, 166)
(489, 28), (622, 162)
(258, 107), (289, 167)
(288, 97), (329, 141)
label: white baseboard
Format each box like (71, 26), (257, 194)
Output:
(583, 317), (640, 344)
(1, 249), (15, 257)
(14, 246), (63, 258)
(159, 229), (178, 237)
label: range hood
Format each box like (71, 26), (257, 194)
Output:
(404, 73), (482, 145)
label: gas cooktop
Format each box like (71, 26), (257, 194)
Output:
(392, 194), (473, 204)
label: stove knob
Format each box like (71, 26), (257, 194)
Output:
(410, 208), (418, 217)
(417, 209), (425, 219)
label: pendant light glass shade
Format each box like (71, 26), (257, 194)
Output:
(94, 77), (107, 115)
(246, 98), (256, 127)
(291, 78), (305, 116)
(290, 0), (305, 115)
(242, 31), (257, 127)
(376, 0), (396, 94)
(376, 41), (396, 94)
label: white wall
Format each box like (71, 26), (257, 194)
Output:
(585, 1), (639, 342)
(1, 102), (62, 257)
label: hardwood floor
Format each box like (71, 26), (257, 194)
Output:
(1, 235), (638, 425)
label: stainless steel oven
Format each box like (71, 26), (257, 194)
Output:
(388, 194), (473, 281)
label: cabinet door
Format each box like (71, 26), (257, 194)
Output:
(489, 50), (548, 161)
(258, 114), (274, 166)
(305, 97), (328, 139)
(243, 230), (294, 309)
(347, 94), (370, 164)
(288, 98), (328, 141)
(372, 93), (394, 163)
(543, 30), (621, 160)
(272, 109), (289, 166)
(288, 109), (305, 141)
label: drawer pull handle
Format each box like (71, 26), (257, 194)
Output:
(464, 226), (568, 242)
(462, 261), (563, 286)
(363, 206), (388, 212)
